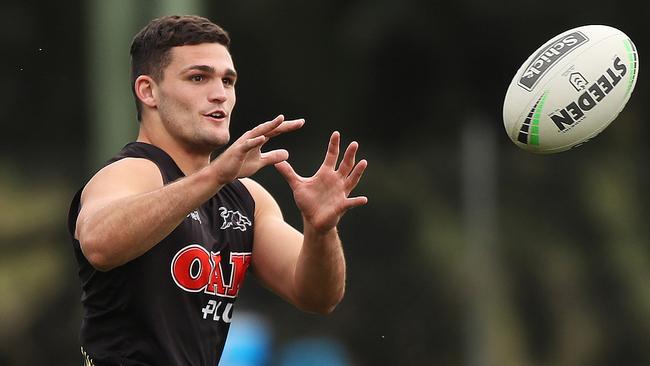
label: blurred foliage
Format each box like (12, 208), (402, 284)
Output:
(1, 0), (649, 365)
(0, 162), (78, 365)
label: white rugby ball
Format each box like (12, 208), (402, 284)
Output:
(503, 25), (639, 153)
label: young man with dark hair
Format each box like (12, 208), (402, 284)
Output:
(68, 15), (367, 365)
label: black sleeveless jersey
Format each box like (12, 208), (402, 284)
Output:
(67, 142), (255, 365)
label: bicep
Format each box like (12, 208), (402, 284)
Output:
(76, 158), (163, 237)
(242, 178), (304, 304)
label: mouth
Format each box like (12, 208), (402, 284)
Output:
(204, 110), (227, 121)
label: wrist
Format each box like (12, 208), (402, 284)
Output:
(192, 164), (226, 198)
(303, 220), (338, 240)
(201, 159), (230, 187)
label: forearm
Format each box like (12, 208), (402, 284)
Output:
(77, 168), (222, 271)
(293, 224), (346, 314)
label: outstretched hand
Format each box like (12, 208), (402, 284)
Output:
(211, 115), (304, 185)
(275, 131), (368, 233)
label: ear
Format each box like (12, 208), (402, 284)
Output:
(134, 75), (158, 109)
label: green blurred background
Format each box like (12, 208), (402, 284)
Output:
(1, 0), (649, 365)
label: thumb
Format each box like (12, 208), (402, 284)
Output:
(274, 161), (299, 189)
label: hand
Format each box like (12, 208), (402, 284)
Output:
(211, 115), (304, 185)
(275, 131), (368, 233)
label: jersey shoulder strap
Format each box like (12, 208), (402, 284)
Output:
(108, 142), (185, 184)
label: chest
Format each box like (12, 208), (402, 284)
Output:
(178, 196), (254, 253)
(129, 191), (255, 300)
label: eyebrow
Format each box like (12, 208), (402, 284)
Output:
(180, 65), (238, 78)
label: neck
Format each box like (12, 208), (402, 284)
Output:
(136, 123), (212, 176)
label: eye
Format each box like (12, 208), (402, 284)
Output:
(190, 74), (204, 82)
(222, 77), (235, 87)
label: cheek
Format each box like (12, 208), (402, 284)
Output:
(158, 94), (194, 124)
(163, 91), (193, 112)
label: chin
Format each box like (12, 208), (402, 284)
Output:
(184, 135), (229, 154)
(209, 125), (230, 146)
(205, 135), (230, 151)
(197, 127), (230, 149)
(214, 133), (230, 147)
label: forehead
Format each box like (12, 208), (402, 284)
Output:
(167, 43), (234, 72)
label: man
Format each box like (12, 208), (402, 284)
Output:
(67, 15), (367, 365)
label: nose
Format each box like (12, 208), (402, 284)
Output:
(208, 81), (227, 103)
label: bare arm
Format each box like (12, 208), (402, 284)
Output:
(75, 116), (303, 271)
(245, 132), (368, 314)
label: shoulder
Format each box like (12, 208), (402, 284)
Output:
(80, 158), (163, 207)
(239, 177), (267, 197)
(239, 178), (282, 218)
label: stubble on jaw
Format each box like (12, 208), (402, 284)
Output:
(155, 93), (231, 154)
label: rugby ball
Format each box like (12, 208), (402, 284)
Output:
(503, 25), (639, 153)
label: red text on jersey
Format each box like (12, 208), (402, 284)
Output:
(170, 244), (251, 298)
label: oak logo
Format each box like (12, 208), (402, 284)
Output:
(171, 244), (251, 298)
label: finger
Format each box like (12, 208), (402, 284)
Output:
(343, 196), (369, 210)
(265, 119), (305, 138)
(274, 161), (301, 189)
(242, 135), (267, 152)
(248, 115), (284, 138)
(337, 141), (358, 177)
(260, 149), (289, 166)
(322, 131), (340, 168)
(345, 159), (367, 194)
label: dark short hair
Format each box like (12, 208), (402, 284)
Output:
(130, 15), (231, 121)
